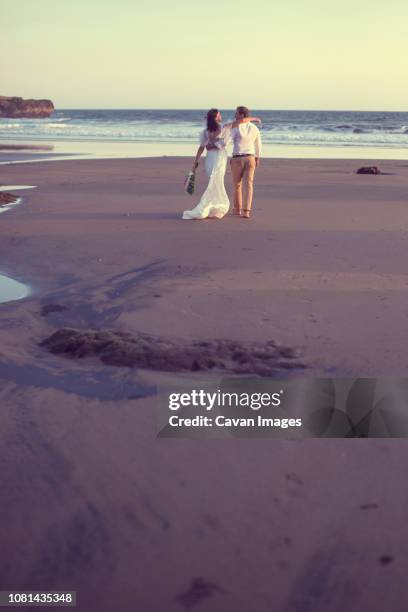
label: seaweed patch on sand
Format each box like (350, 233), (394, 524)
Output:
(41, 328), (305, 375)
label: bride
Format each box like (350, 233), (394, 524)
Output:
(182, 108), (260, 220)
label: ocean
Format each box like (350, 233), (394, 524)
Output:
(1, 109), (408, 151)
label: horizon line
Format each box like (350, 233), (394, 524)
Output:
(54, 107), (408, 113)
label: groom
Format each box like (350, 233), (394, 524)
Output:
(230, 106), (262, 219)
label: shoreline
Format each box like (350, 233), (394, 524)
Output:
(1, 138), (408, 163)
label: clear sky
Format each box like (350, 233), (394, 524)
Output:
(1, 0), (407, 110)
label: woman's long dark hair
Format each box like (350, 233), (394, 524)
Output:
(206, 108), (220, 133)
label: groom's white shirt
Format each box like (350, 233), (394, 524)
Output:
(230, 123), (262, 157)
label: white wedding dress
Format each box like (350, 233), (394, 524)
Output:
(182, 127), (231, 220)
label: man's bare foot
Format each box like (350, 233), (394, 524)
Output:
(232, 208), (242, 216)
(242, 209), (251, 219)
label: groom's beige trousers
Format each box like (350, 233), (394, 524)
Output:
(230, 155), (257, 211)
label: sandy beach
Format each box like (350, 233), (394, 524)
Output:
(1, 156), (408, 610)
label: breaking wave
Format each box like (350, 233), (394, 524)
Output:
(1, 109), (408, 149)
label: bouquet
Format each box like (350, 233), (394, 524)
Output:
(184, 169), (196, 195)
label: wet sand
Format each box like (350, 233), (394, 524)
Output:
(0, 144), (54, 151)
(1, 157), (408, 611)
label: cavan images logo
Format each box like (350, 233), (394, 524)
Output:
(157, 378), (408, 438)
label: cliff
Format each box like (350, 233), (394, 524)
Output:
(0, 96), (54, 118)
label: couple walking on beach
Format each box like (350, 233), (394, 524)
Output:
(182, 106), (262, 220)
